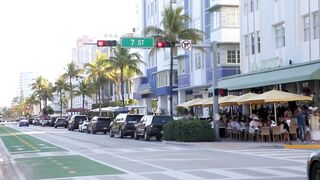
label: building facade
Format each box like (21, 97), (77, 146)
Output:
(132, 0), (240, 116)
(19, 72), (34, 99)
(219, 0), (320, 107)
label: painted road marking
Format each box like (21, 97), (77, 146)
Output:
(62, 166), (70, 169)
(69, 170), (77, 174)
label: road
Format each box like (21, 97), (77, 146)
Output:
(0, 123), (311, 180)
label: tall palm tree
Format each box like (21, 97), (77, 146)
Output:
(42, 82), (53, 108)
(63, 62), (83, 115)
(25, 94), (39, 116)
(85, 53), (111, 116)
(144, 4), (203, 116)
(31, 76), (47, 114)
(53, 75), (69, 117)
(75, 79), (94, 113)
(109, 45), (144, 107)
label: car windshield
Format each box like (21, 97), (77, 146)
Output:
(75, 116), (87, 121)
(126, 115), (143, 123)
(152, 116), (173, 125)
(57, 119), (66, 122)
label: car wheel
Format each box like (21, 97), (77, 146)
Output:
(54, 126), (57, 128)
(156, 136), (162, 141)
(110, 129), (114, 137)
(310, 161), (320, 180)
(134, 131), (139, 140)
(119, 129), (124, 138)
(103, 131), (107, 134)
(144, 131), (150, 141)
(92, 130), (96, 134)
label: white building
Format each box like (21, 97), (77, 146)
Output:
(219, 0), (320, 107)
(132, 0), (240, 116)
(19, 72), (34, 99)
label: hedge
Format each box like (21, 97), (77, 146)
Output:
(163, 119), (215, 142)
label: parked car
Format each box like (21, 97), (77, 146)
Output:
(87, 116), (111, 134)
(67, 115), (88, 131)
(19, 119), (29, 127)
(79, 120), (89, 132)
(134, 115), (173, 141)
(109, 114), (143, 138)
(54, 118), (68, 128)
(307, 150), (320, 180)
(41, 119), (51, 127)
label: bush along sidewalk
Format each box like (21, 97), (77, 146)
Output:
(163, 119), (215, 142)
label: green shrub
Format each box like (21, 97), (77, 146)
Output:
(163, 119), (214, 142)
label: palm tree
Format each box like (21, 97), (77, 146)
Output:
(25, 94), (39, 116)
(109, 45), (144, 107)
(74, 79), (94, 113)
(144, 4), (203, 116)
(53, 75), (69, 117)
(85, 53), (111, 116)
(63, 62), (83, 115)
(31, 76), (47, 114)
(42, 82), (53, 108)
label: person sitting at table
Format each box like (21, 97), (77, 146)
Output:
(249, 116), (260, 133)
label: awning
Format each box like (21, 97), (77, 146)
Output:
(176, 98), (203, 108)
(218, 60), (320, 90)
(66, 108), (89, 112)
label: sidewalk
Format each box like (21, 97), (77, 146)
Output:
(0, 141), (19, 180)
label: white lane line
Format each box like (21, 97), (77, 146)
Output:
(253, 167), (303, 177)
(164, 171), (204, 180)
(118, 174), (152, 180)
(205, 169), (252, 179)
(283, 166), (307, 172)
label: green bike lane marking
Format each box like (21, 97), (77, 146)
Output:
(0, 126), (126, 179)
(15, 155), (124, 180)
(0, 126), (65, 153)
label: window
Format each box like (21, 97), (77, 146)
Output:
(251, 33), (255, 55)
(313, 12), (319, 39)
(225, 8), (238, 27)
(194, 17), (201, 30)
(217, 51), (221, 64)
(178, 60), (185, 74)
(227, 50), (236, 63)
(213, 10), (221, 29)
(194, 51), (202, 70)
(244, 35), (249, 56)
(244, 0), (248, 15)
(275, 23), (285, 48)
(303, 15), (310, 41)
(250, 0), (254, 13)
(156, 71), (169, 87)
(257, 31), (261, 53)
(237, 50), (240, 63)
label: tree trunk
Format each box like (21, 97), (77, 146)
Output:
(98, 79), (102, 116)
(120, 68), (125, 108)
(60, 90), (63, 117)
(128, 79), (132, 100)
(107, 80), (111, 103)
(82, 94), (85, 114)
(169, 47), (174, 117)
(70, 77), (73, 116)
(39, 99), (42, 115)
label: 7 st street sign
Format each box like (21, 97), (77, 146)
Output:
(121, 37), (154, 48)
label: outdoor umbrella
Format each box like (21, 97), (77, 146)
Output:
(239, 90), (313, 123)
(218, 95), (239, 106)
(177, 98), (204, 108)
(235, 92), (259, 114)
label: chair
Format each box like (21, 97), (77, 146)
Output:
(232, 129), (241, 141)
(260, 127), (271, 142)
(271, 126), (282, 142)
(289, 125), (297, 141)
(225, 128), (233, 140)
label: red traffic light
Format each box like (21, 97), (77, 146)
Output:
(155, 41), (175, 48)
(214, 88), (228, 96)
(97, 40), (117, 47)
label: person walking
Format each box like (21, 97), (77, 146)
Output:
(294, 106), (307, 143)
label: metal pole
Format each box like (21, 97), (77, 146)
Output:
(211, 41), (220, 140)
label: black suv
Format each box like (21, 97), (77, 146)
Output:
(54, 117), (68, 128)
(134, 115), (173, 141)
(87, 116), (111, 134)
(109, 114), (143, 138)
(68, 115), (88, 131)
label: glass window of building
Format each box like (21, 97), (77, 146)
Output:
(194, 17), (202, 30)
(275, 23), (285, 48)
(217, 51), (221, 64)
(257, 31), (261, 53)
(303, 15), (310, 41)
(244, 0), (248, 15)
(313, 12), (319, 39)
(244, 35), (249, 56)
(220, 7), (239, 28)
(237, 50), (240, 63)
(227, 50), (236, 63)
(213, 10), (221, 30)
(178, 60), (185, 74)
(251, 33), (255, 54)
(250, 0), (254, 13)
(195, 51), (202, 70)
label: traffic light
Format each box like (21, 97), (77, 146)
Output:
(155, 41), (175, 48)
(96, 40), (117, 47)
(214, 88), (228, 96)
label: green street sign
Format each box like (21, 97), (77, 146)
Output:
(121, 37), (154, 48)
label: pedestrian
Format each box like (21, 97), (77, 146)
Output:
(294, 106), (307, 143)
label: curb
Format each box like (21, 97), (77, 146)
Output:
(284, 144), (320, 149)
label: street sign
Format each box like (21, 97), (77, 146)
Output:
(121, 37), (154, 48)
(181, 40), (192, 50)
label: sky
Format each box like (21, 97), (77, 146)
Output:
(0, 0), (139, 107)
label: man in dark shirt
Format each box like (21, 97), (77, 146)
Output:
(295, 106), (307, 143)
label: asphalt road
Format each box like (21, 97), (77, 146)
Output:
(1, 123), (312, 180)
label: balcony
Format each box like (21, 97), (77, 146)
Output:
(206, 0), (239, 11)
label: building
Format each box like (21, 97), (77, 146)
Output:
(219, 0), (320, 107)
(19, 72), (34, 99)
(132, 0), (240, 116)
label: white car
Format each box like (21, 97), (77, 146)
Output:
(79, 120), (89, 132)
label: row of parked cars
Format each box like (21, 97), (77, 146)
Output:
(52, 114), (173, 141)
